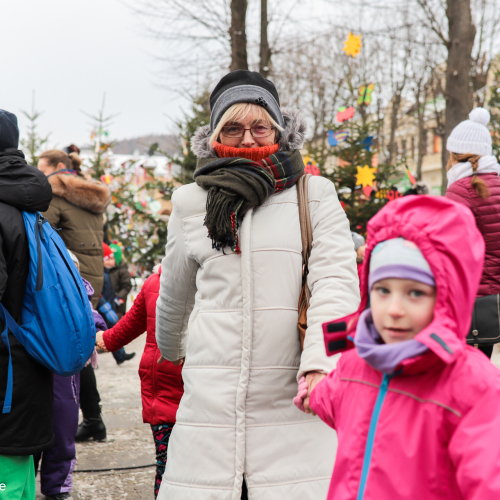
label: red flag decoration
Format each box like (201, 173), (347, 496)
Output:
(405, 165), (416, 185)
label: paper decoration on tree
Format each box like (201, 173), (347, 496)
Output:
(362, 186), (373, 197)
(361, 136), (374, 151)
(358, 84), (375, 106)
(327, 130), (350, 146)
(386, 188), (402, 202)
(355, 165), (376, 188)
(100, 174), (113, 184)
(336, 107), (355, 123)
(343, 32), (362, 58)
(303, 156), (321, 176)
(149, 200), (162, 213)
(405, 165), (416, 185)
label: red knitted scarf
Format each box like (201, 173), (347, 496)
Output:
(212, 141), (279, 162)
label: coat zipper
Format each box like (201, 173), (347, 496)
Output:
(356, 373), (394, 500)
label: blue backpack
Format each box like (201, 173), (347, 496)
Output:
(0, 213), (96, 414)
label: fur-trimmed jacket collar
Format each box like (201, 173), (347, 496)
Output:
(48, 174), (110, 214)
(191, 108), (307, 160)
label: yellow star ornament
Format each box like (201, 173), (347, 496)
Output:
(343, 32), (362, 58)
(355, 165), (376, 188)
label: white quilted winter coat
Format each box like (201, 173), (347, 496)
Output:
(156, 112), (360, 500)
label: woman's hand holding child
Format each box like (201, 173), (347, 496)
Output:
(294, 371), (326, 415)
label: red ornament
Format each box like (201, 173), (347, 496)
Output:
(304, 161), (321, 176)
(386, 189), (402, 202)
(336, 107), (355, 123)
(362, 185), (373, 197)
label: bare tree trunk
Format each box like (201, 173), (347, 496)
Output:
(416, 104), (426, 181)
(441, 0), (476, 193)
(388, 93), (402, 164)
(414, 80), (428, 181)
(230, 0), (249, 71)
(259, 0), (271, 77)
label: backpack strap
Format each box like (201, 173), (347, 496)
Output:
(0, 303), (21, 414)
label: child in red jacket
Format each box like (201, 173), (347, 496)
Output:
(95, 267), (183, 498)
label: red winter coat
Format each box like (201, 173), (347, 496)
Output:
(446, 173), (500, 296)
(103, 271), (183, 424)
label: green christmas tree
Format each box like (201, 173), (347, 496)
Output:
(319, 103), (402, 235)
(153, 92), (210, 185)
(488, 69), (500, 159)
(84, 98), (175, 271)
(20, 93), (50, 166)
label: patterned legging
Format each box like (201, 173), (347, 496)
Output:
(151, 423), (175, 498)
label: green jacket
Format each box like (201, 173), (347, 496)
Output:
(43, 173), (110, 307)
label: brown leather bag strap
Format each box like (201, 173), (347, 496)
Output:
(297, 174), (313, 275)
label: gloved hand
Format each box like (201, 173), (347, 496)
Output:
(294, 372), (326, 415)
(293, 376), (309, 412)
(114, 297), (125, 307)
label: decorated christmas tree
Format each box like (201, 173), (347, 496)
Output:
(154, 92), (210, 185)
(308, 35), (404, 235)
(83, 99), (174, 272)
(324, 109), (401, 235)
(488, 69), (500, 160)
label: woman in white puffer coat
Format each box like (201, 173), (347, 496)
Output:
(156, 70), (360, 500)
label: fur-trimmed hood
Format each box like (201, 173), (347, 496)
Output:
(191, 107), (307, 159)
(48, 174), (110, 214)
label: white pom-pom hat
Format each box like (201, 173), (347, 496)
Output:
(446, 107), (492, 157)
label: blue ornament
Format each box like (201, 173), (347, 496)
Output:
(327, 130), (338, 147)
(361, 135), (374, 151)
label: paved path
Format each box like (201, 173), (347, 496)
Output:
(36, 336), (500, 499)
(36, 333), (155, 500)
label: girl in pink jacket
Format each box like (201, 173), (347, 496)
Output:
(295, 195), (500, 500)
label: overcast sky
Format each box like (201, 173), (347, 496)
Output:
(0, 0), (387, 150)
(0, 0), (184, 148)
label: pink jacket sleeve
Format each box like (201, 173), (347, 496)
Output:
(309, 368), (341, 429)
(448, 383), (500, 499)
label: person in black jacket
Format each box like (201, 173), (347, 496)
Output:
(0, 110), (54, 499)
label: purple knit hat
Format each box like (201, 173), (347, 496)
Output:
(369, 237), (435, 290)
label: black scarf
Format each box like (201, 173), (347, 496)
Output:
(194, 150), (304, 253)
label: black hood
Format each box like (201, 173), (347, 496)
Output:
(0, 149), (52, 212)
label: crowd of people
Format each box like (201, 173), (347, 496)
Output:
(1, 70), (500, 500)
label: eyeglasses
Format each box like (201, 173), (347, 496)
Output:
(220, 124), (275, 139)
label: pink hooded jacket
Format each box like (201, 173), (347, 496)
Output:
(310, 195), (500, 500)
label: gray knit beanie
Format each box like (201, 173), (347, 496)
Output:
(369, 238), (435, 290)
(209, 70), (285, 131)
(447, 108), (492, 157)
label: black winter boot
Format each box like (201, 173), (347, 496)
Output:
(44, 494), (71, 500)
(117, 351), (136, 365)
(75, 416), (107, 442)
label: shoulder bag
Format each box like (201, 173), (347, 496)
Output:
(467, 294), (500, 346)
(297, 174), (312, 351)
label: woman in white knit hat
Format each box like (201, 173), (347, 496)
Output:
(446, 107), (500, 358)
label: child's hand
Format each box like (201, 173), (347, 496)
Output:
(293, 376), (309, 412)
(95, 331), (109, 352)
